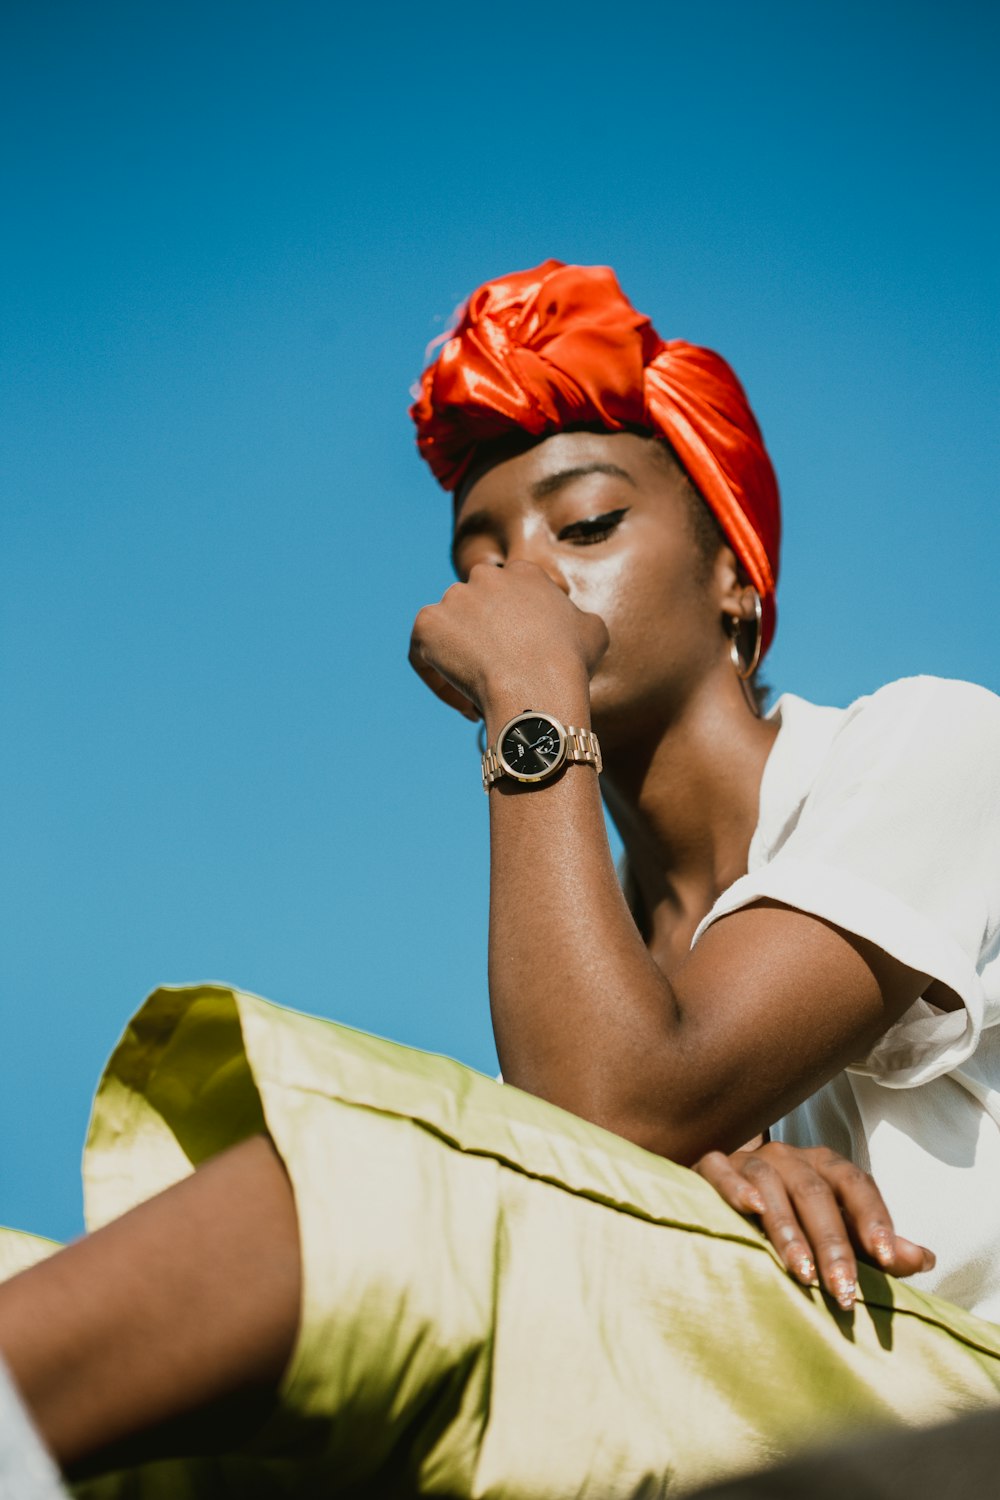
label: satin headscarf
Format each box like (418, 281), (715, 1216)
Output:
(411, 259), (781, 655)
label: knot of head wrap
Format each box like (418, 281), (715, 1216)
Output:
(411, 259), (781, 656)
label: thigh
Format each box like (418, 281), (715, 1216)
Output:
(78, 985), (1000, 1499)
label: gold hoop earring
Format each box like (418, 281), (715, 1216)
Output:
(729, 588), (763, 680)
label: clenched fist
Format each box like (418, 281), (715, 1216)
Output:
(409, 561), (609, 730)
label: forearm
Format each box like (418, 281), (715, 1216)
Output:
(0, 1135), (300, 1473)
(419, 565), (891, 1160)
(483, 685), (888, 1163)
(484, 678), (683, 1149)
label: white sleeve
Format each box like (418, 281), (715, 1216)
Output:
(0, 1359), (69, 1499)
(695, 678), (1000, 1087)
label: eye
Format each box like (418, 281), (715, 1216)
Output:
(452, 538), (503, 580)
(558, 508), (630, 546)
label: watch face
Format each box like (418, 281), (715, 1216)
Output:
(499, 715), (565, 780)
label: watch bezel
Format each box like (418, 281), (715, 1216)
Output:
(495, 711), (568, 784)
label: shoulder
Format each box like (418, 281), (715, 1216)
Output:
(846, 674), (1000, 724)
(784, 677), (1000, 875)
(832, 676), (1000, 773)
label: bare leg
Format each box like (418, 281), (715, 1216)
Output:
(0, 1135), (300, 1475)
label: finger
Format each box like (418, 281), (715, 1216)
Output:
(407, 643), (480, 722)
(892, 1236), (937, 1277)
(788, 1172), (859, 1309)
(578, 606), (611, 672)
(693, 1151), (767, 1217)
(740, 1161), (820, 1288)
(817, 1156), (898, 1271)
(819, 1157), (935, 1278)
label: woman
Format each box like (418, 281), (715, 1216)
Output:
(2, 260), (1000, 1498)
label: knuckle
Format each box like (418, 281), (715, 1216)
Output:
(741, 1157), (777, 1183)
(698, 1150), (728, 1171)
(794, 1174), (835, 1201)
(833, 1163), (871, 1190)
(820, 1250), (855, 1274)
(813, 1232), (852, 1256)
(766, 1215), (799, 1243)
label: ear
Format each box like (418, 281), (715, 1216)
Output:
(712, 546), (756, 623)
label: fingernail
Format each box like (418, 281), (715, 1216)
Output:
(745, 1189), (766, 1215)
(829, 1267), (857, 1310)
(898, 1236), (936, 1269)
(794, 1256), (818, 1285)
(872, 1228), (895, 1267)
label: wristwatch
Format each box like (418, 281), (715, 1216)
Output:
(481, 710), (602, 792)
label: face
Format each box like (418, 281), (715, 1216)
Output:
(452, 430), (734, 741)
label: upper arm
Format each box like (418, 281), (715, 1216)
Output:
(667, 899), (930, 1157)
(656, 679), (1000, 1159)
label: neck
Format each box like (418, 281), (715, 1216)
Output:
(601, 668), (779, 946)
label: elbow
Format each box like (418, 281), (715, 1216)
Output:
(521, 1070), (708, 1166)
(555, 1065), (741, 1166)
(593, 1109), (706, 1167)
(503, 1029), (735, 1165)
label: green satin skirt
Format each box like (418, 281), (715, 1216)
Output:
(5, 984), (1000, 1498)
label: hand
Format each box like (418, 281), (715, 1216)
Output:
(694, 1141), (936, 1311)
(409, 561), (609, 725)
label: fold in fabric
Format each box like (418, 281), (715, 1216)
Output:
(54, 985), (1000, 1497)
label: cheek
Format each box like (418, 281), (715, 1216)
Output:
(567, 558), (661, 686)
(567, 552), (631, 614)
(569, 546), (701, 636)
(572, 550), (721, 698)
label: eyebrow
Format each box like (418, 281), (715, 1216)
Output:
(451, 463), (637, 570)
(529, 462), (638, 499)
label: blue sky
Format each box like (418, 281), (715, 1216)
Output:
(2, 1), (997, 1241)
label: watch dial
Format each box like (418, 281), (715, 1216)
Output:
(500, 716), (563, 778)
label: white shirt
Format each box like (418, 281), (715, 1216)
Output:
(0, 1359), (67, 1499)
(692, 676), (1000, 1323)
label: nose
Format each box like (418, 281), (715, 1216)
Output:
(504, 533), (572, 596)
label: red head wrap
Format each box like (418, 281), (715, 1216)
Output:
(411, 260), (781, 656)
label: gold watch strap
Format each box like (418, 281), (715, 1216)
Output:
(481, 724), (602, 792)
